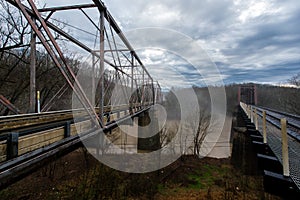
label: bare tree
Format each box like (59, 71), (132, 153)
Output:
(160, 120), (179, 155)
(0, 1), (30, 53)
(188, 107), (211, 156)
(289, 73), (300, 87)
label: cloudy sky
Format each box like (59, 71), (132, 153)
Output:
(36, 0), (300, 87)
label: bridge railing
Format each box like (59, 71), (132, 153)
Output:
(239, 102), (300, 186)
(0, 102), (154, 163)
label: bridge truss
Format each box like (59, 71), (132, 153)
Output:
(0, 0), (162, 188)
(2, 0), (162, 126)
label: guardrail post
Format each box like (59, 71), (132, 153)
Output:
(263, 111), (267, 144)
(281, 118), (289, 177)
(247, 105), (250, 118)
(254, 108), (258, 130)
(7, 132), (19, 160)
(250, 106), (253, 122)
(64, 121), (71, 138)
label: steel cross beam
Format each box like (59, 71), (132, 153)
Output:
(0, 95), (22, 114)
(37, 4), (96, 12)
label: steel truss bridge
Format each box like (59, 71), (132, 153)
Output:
(0, 0), (162, 189)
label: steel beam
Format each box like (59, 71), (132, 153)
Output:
(99, 10), (105, 122)
(38, 4), (96, 12)
(0, 95), (22, 114)
(29, 24), (36, 113)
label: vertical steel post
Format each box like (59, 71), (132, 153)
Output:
(97, 11), (105, 156)
(92, 52), (96, 102)
(130, 52), (134, 111)
(29, 23), (36, 113)
(131, 52), (134, 95)
(263, 111), (267, 144)
(142, 69), (145, 106)
(152, 80), (155, 105)
(99, 11), (105, 123)
(155, 88), (158, 104)
(281, 118), (289, 177)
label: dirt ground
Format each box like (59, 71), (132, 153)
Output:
(0, 148), (282, 200)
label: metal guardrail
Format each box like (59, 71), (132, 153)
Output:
(240, 102), (300, 141)
(0, 103), (152, 162)
(0, 103), (152, 132)
(0, 105), (151, 189)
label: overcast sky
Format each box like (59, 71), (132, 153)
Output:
(37, 0), (300, 87)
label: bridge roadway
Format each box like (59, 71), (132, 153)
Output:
(0, 103), (152, 189)
(240, 102), (300, 191)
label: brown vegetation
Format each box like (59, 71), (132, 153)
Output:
(0, 148), (281, 200)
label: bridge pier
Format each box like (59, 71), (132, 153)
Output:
(137, 109), (161, 152)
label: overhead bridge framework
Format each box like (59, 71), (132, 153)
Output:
(0, 0), (163, 189)
(4, 0), (162, 126)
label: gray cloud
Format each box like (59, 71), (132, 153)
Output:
(35, 0), (300, 86)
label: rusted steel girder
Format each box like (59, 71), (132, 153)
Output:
(0, 95), (22, 114)
(37, 4), (96, 12)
